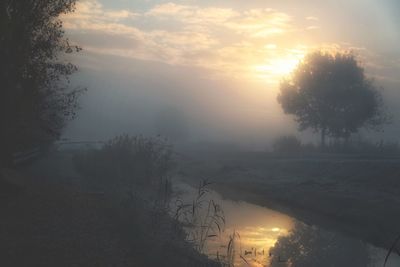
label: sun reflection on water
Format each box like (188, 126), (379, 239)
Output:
(206, 225), (292, 267)
(173, 183), (294, 267)
(175, 183), (400, 267)
(198, 193), (294, 266)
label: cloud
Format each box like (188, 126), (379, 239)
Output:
(63, 1), (310, 82)
(64, 0), (138, 24)
(62, 1), (389, 83)
(146, 3), (240, 24)
(306, 16), (319, 21)
(306, 25), (320, 30)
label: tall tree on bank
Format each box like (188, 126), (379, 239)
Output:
(0, 0), (83, 165)
(277, 51), (388, 147)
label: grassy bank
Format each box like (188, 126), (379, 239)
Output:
(178, 149), (400, 251)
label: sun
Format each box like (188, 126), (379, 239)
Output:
(255, 57), (301, 76)
(253, 52), (305, 82)
(271, 227), (281, 232)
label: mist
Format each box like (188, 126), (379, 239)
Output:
(64, 51), (400, 150)
(63, 51), (299, 149)
(3, 1), (400, 267)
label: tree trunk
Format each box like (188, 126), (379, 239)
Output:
(0, 118), (15, 168)
(321, 127), (326, 149)
(344, 136), (350, 147)
(0, 134), (14, 168)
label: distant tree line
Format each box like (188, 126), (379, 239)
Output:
(0, 0), (82, 166)
(272, 135), (400, 154)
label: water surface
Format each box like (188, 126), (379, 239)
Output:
(174, 182), (400, 267)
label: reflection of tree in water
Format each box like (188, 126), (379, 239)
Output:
(269, 222), (370, 267)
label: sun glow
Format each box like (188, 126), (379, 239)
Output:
(271, 227), (281, 232)
(254, 55), (304, 79)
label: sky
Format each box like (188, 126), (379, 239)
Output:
(62, 0), (400, 147)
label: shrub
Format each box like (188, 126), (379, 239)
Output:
(272, 135), (302, 153)
(74, 135), (175, 191)
(323, 138), (400, 154)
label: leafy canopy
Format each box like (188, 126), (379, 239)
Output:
(0, 0), (83, 157)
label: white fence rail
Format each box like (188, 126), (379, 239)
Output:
(12, 147), (41, 165)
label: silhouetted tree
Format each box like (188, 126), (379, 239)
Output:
(0, 0), (82, 165)
(277, 51), (387, 147)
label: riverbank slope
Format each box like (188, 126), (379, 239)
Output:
(178, 149), (400, 251)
